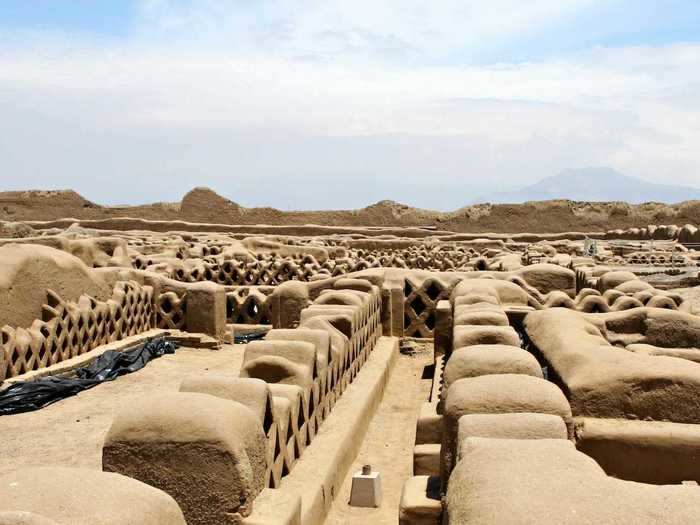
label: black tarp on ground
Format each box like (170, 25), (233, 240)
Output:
(0, 337), (177, 416)
(233, 328), (269, 344)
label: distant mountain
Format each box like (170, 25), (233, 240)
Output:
(477, 167), (700, 204)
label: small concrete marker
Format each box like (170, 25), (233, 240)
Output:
(349, 464), (382, 508)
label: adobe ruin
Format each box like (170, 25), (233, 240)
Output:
(1, 194), (700, 524)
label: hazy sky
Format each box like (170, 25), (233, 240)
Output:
(1, 1), (699, 210)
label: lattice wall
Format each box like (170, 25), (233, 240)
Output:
(226, 287), (274, 325)
(147, 246), (483, 286)
(0, 281), (154, 382)
(155, 291), (187, 330)
(244, 282), (383, 488)
(403, 277), (453, 338)
(167, 258), (327, 286)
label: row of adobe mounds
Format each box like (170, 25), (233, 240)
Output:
(0, 277), (382, 525)
(607, 223), (700, 243)
(400, 273), (700, 524)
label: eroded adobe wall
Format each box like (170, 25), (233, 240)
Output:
(0, 244), (112, 329)
(102, 276), (384, 524)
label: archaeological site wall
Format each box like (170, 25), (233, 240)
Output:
(1, 219), (700, 524)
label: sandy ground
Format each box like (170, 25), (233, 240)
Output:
(0, 344), (245, 476)
(325, 341), (434, 525)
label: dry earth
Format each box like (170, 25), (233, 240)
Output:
(0, 345), (245, 476)
(325, 341), (433, 525)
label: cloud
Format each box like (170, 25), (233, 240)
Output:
(129, 0), (599, 61)
(0, 1), (698, 209)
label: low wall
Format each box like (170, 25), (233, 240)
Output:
(525, 307), (700, 423)
(100, 277), (386, 524)
(1, 281), (153, 382)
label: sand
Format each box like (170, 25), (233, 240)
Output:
(0, 345), (245, 476)
(325, 341), (433, 525)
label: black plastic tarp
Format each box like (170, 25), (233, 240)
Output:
(233, 329), (269, 344)
(0, 337), (177, 416)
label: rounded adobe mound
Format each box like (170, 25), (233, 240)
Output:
(0, 467), (186, 525)
(179, 375), (273, 429)
(444, 374), (571, 423)
(457, 412), (567, 446)
(453, 308), (508, 326)
(315, 290), (364, 308)
(451, 279), (529, 307)
(444, 345), (543, 391)
(452, 325), (520, 348)
(525, 307), (700, 422)
(446, 437), (700, 524)
(598, 271), (637, 292)
(513, 263), (576, 294)
(242, 340), (317, 387)
(332, 278), (374, 293)
(0, 244), (110, 328)
(299, 316), (349, 364)
(103, 392), (266, 525)
(441, 374), (571, 487)
(456, 412), (568, 461)
(265, 328), (330, 374)
(615, 280), (653, 293)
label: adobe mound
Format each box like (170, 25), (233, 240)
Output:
(180, 187), (242, 222)
(3, 187), (700, 233)
(0, 244), (110, 328)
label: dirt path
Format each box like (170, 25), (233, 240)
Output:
(325, 341), (433, 525)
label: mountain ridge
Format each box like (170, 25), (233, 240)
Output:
(476, 167), (700, 204)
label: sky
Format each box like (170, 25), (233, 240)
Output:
(0, 1), (699, 210)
